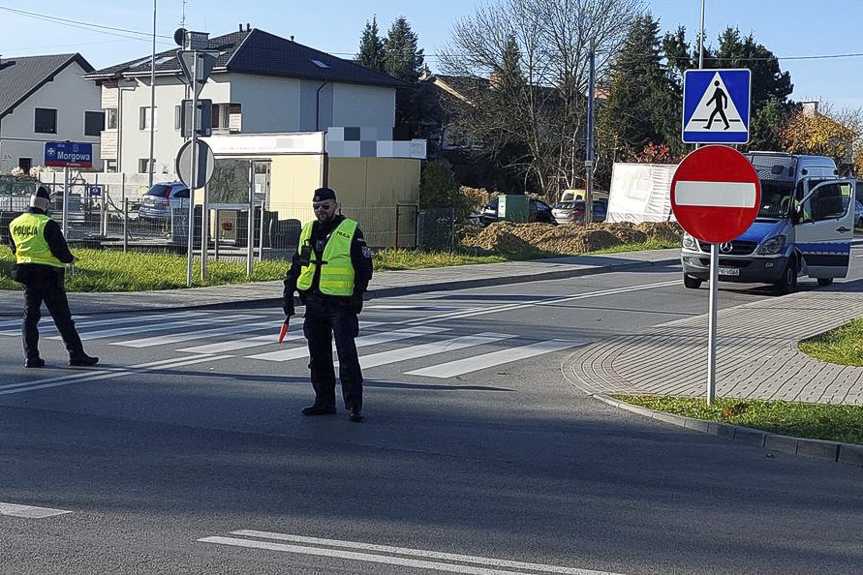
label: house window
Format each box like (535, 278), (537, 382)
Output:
(139, 106), (157, 130)
(18, 158), (32, 172)
(84, 111), (105, 136)
(105, 108), (118, 130)
(138, 158), (152, 173)
(105, 160), (117, 173)
(34, 108), (57, 134)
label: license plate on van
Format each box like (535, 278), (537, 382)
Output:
(718, 267), (739, 276)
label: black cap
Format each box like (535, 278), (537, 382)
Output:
(313, 187), (337, 202)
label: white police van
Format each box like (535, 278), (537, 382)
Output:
(681, 152), (856, 293)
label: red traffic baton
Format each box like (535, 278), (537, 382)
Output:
(278, 319), (290, 343)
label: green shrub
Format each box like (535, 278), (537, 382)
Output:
(419, 160), (472, 223)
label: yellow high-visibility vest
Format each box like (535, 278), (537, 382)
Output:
(9, 213), (63, 268)
(296, 218), (358, 296)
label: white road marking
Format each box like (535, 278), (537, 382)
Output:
(355, 332), (517, 370)
(248, 326), (448, 362)
(50, 314), (255, 341)
(405, 339), (588, 378)
(200, 530), (627, 575)
(113, 320), (274, 348)
(177, 321), (384, 354)
(0, 311), (207, 337)
(0, 355), (230, 396)
(0, 502), (72, 519)
(405, 280), (680, 327)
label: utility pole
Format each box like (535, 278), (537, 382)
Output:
(148, 0), (157, 189)
(585, 39), (596, 224)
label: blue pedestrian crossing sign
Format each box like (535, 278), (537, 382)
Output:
(682, 68), (751, 144)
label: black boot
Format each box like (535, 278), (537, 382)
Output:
(25, 357), (45, 368)
(69, 353), (99, 367)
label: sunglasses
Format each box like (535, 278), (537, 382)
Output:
(313, 202), (335, 210)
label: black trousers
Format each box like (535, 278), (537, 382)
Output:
(21, 266), (84, 360)
(302, 293), (363, 410)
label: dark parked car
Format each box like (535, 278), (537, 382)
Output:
(552, 199), (607, 224)
(137, 182), (190, 220)
(473, 197), (556, 226)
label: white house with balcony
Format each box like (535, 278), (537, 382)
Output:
(85, 26), (402, 180)
(0, 53), (102, 173)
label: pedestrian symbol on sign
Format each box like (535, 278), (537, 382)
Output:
(682, 68), (751, 144)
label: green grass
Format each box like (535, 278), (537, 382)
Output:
(798, 318), (863, 366)
(614, 395), (863, 445)
(0, 237), (677, 292)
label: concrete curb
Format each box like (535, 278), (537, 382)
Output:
(591, 392), (863, 468)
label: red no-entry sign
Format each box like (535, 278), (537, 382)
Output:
(671, 145), (761, 243)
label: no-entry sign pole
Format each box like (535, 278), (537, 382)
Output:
(671, 145), (761, 405)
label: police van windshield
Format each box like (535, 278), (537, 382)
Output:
(757, 181), (795, 219)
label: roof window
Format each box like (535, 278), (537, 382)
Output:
(310, 60), (329, 69)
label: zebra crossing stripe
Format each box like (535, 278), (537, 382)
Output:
(405, 339), (587, 378)
(50, 314), (257, 341)
(0, 311), (207, 337)
(248, 326), (448, 362)
(0, 502), (72, 519)
(355, 332), (517, 370)
(177, 321), (384, 354)
(113, 320), (274, 348)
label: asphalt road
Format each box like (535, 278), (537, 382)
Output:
(1, 260), (862, 574)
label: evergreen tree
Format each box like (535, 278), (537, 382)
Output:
(382, 17), (426, 128)
(383, 17), (425, 82)
(599, 14), (680, 162)
(357, 16), (385, 72)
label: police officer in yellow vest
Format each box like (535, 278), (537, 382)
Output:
(283, 188), (373, 422)
(8, 186), (98, 368)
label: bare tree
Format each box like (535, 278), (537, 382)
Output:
(439, 0), (643, 198)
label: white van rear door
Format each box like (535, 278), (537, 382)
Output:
(795, 179), (855, 279)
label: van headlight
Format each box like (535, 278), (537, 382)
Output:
(682, 233), (699, 251)
(757, 235), (786, 255)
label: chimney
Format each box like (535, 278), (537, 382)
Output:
(238, 24), (242, 32)
(290, 36), (294, 42)
(246, 23), (250, 31)
(802, 101), (819, 117)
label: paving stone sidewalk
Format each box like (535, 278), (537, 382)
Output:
(566, 287), (863, 405)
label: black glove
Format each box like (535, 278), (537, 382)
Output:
(283, 299), (295, 317)
(348, 293), (364, 315)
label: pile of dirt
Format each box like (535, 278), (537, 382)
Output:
(460, 220), (682, 255)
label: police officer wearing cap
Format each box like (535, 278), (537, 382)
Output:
(283, 187), (373, 422)
(7, 186), (99, 368)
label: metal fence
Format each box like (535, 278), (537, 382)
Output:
(1, 175), (459, 258)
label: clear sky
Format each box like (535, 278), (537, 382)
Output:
(1, 0), (860, 108)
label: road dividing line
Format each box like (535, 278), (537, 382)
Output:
(0, 502), (71, 519)
(199, 530), (627, 575)
(249, 326), (448, 362)
(355, 332), (517, 370)
(0, 355), (231, 396)
(405, 339), (588, 379)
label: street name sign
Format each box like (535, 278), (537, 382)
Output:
(682, 68), (751, 144)
(670, 145), (761, 243)
(44, 141), (93, 168)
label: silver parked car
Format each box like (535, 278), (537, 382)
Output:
(137, 182), (189, 220)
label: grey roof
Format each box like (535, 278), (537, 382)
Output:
(86, 28), (403, 88)
(0, 53), (93, 119)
